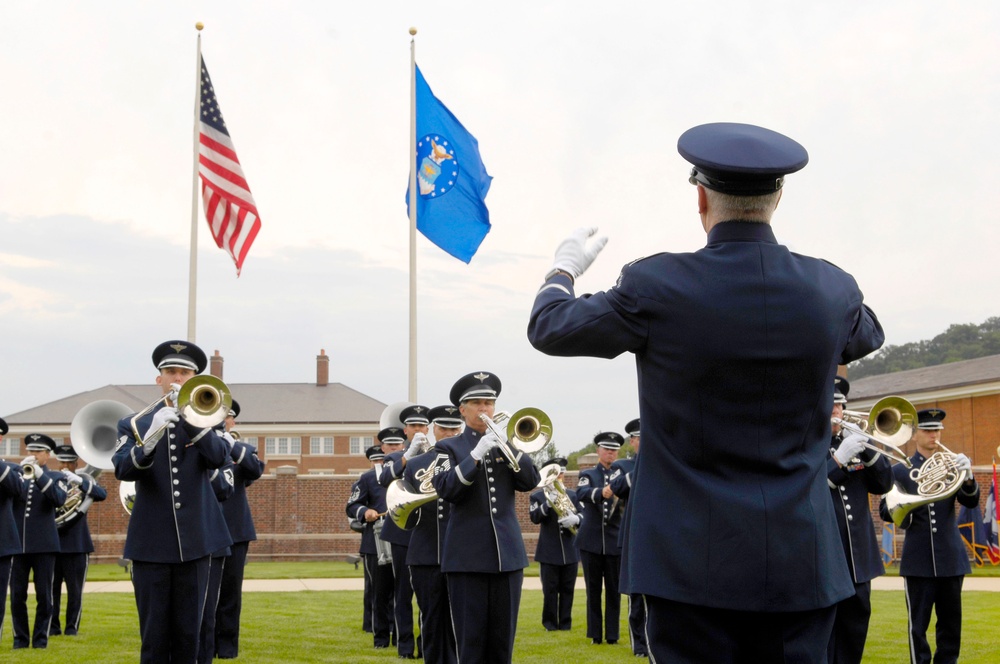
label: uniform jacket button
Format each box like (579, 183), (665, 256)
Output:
(847, 515), (854, 521)
(174, 491), (180, 497)
(175, 502), (182, 509)
(491, 508), (498, 514)
(173, 479), (180, 485)
(170, 445), (177, 450)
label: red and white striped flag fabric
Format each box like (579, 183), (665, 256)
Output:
(198, 56), (261, 275)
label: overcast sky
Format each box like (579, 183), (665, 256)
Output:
(2, 2), (997, 455)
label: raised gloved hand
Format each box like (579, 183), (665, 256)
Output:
(220, 432), (237, 450)
(558, 513), (581, 529)
(470, 431), (501, 462)
(833, 433), (868, 466)
(142, 406), (179, 452)
(21, 455), (36, 467)
(21, 457), (43, 479)
(167, 382), (182, 406)
(954, 453), (972, 474)
(61, 469), (84, 486)
(404, 433), (429, 460)
(549, 227), (608, 280)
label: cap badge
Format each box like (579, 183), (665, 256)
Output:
(170, 343), (188, 353)
(445, 407), (458, 415)
(473, 372), (490, 382)
(29, 434), (39, 441)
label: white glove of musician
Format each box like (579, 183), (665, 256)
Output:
(549, 227), (608, 280)
(470, 431), (501, 462)
(142, 406), (179, 452)
(61, 469), (84, 486)
(954, 453), (972, 474)
(167, 382), (182, 406)
(21, 456), (43, 478)
(220, 431), (237, 451)
(558, 513), (581, 529)
(833, 433), (868, 466)
(404, 433), (429, 460)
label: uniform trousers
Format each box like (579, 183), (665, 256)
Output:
(362, 550), (373, 632)
(365, 553), (394, 648)
(132, 556), (211, 664)
(215, 540), (250, 658)
(0, 556), (13, 644)
(390, 542), (415, 657)
(410, 564), (457, 664)
(627, 593), (648, 656)
(827, 580), (871, 664)
(579, 550), (620, 642)
(644, 594), (836, 664)
(447, 570), (523, 664)
(197, 555), (227, 664)
(11, 552), (56, 649)
(903, 575), (964, 664)
(51, 551), (90, 636)
(538, 561), (577, 631)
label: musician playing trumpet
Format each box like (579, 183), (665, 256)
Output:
(879, 408), (979, 664)
(529, 457), (581, 632)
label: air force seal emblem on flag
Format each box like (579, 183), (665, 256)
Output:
(417, 135), (458, 198)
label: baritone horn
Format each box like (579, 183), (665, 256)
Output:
(480, 408), (552, 473)
(833, 395), (917, 468)
(130, 375), (232, 445)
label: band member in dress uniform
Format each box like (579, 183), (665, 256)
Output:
(113, 340), (233, 664)
(50, 444), (108, 637)
(825, 377), (892, 664)
(609, 418), (647, 657)
(576, 431), (624, 645)
(198, 449), (236, 664)
(378, 406), (429, 659)
(529, 457), (581, 632)
(396, 404), (463, 664)
(527, 123), (885, 662)
(346, 444), (394, 649)
(431, 372), (540, 664)
(351, 448), (380, 634)
(1, 417), (28, 645)
(213, 400), (265, 660)
(10, 433), (67, 649)
(879, 408), (979, 664)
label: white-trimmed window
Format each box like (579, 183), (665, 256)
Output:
(0, 437), (19, 456)
(310, 436), (334, 455)
(265, 436), (301, 456)
(241, 436), (258, 450)
(350, 436), (373, 455)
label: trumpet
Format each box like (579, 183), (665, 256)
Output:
(21, 462), (38, 481)
(832, 395), (917, 468)
(479, 408), (552, 473)
(130, 375), (232, 446)
(536, 463), (580, 535)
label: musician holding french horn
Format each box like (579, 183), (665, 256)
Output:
(112, 340), (233, 664)
(430, 371), (541, 664)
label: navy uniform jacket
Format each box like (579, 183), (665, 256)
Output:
(346, 466), (387, 556)
(57, 474), (108, 554)
(826, 434), (892, 584)
(431, 426), (540, 573)
(1, 461), (27, 557)
(398, 448), (451, 566)
(529, 488), (581, 565)
(113, 405), (233, 563)
(882, 451), (980, 578)
(528, 221), (885, 612)
(209, 460), (236, 557)
(576, 464), (622, 555)
(377, 450), (413, 547)
(220, 442), (265, 544)
(609, 456), (637, 549)
(13, 465), (67, 554)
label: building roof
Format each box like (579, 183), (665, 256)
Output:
(4, 382), (386, 426)
(850, 354), (1000, 404)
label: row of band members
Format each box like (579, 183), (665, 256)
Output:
(345, 372), (980, 664)
(0, 339), (264, 664)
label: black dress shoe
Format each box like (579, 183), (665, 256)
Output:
(608, 639), (618, 645)
(591, 638), (602, 645)
(398, 655), (416, 660)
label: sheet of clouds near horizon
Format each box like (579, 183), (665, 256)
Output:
(1, 2), (997, 455)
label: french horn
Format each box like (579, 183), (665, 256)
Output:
(883, 439), (970, 527)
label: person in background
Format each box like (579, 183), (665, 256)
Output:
(609, 418), (647, 657)
(0, 416), (27, 645)
(529, 456), (581, 632)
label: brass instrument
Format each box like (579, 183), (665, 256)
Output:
(228, 429), (242, 442)
(536, 462), (579, 535)
(386, 466), (438, 530)
(120, 480), (136, 515)
(479, 408), (552, 473)
(883, 439), (970, 526)
(21, 462), (37, 481)
(832, 395), (918, 468)
(131, 375), (232, 446)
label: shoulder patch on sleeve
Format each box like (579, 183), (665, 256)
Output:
(434, 453), (452, 475)
(578, 475), (591, 487)
(115, 434), (130, 451)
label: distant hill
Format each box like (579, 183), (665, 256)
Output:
(848, 316), (1000, 379)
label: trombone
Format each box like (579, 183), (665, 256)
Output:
(479, 408), (552, 473)
(130, 375), (232, 446)
(832, 395), (917, 468)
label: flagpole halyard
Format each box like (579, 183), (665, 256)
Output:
(188, 22), (204, 342)
(408, 27), (418, 403)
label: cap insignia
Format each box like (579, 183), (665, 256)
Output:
(170, 343), (188, 353)
(473, 372), (490, 382)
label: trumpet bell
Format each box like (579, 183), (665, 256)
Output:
(178, 375), (232, 428)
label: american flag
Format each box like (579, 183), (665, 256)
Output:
(198, 56), (261, 275)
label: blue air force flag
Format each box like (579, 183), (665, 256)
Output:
(406, 65), (493, 263)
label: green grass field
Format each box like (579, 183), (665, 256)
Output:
(4, 565), (999, 662)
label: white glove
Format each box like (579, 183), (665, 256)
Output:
(61, 469), (84, 486)
(21, 455), (36, 467)
(142, 406), (179, 452)
(558, 513), (581, 528)
(404, 433), (428, 460)
(550, 227), (608, 280)
(221, 432), (237, 451)
(470, 432), (501, 462)
(167, 382), (182, 406)
(833, 433), (868, 466)
(954, 453), (972, 474)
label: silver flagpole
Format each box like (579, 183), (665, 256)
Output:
(187, 22), (204, 342)
(408, 28), (418, 402)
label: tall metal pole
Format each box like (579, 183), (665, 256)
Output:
(187, 23), (204, 342)
(408, 28), (418, 402)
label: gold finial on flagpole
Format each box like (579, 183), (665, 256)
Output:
(196, 22), (204, 31)
(409, 27), (417, 36)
